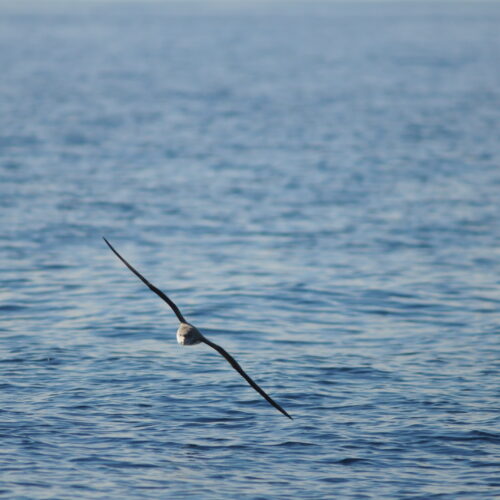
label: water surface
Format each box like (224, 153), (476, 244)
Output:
(0, 1), (499, 498)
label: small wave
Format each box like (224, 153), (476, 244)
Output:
(70, 456), (159, 469)
(336, 457), (367, 465)
(0, 304), (27, 312)
(271, 441), (318, 448)
(438, 430), (500, 444)
(319, 366), (393, 379)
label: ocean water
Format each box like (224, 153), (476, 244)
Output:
(1, 1), (499, 498)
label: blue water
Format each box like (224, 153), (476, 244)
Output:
(1, 1), (499, 498)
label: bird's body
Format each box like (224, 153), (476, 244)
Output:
(176, 322), (203, 346)
(103, 237), (292, 420)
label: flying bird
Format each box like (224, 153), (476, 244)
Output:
(103, 237), (292, 420)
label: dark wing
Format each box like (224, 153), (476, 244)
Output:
(201, 336), (292, 420)
(103, 237), (186, 323)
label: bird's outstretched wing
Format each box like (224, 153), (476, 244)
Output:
(201, 336), (292, 419)
(103, 237), (187, 323)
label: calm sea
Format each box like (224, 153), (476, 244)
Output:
(1, 1), (499, 498)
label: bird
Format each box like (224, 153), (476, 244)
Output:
(103, 237), (292, 420)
